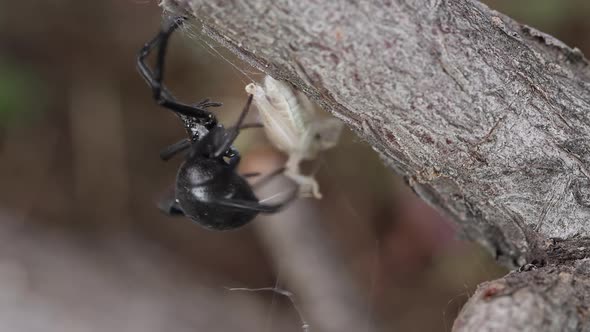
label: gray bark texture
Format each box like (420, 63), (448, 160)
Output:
(161, 0), (590, 330)
(454, 259), (590, 331)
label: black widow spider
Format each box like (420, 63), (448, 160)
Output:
(137, 17), (296, 230)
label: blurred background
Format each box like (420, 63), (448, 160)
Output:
(0, 1), (587, 331)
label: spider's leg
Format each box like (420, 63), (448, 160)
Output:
(241, 172), (262, 178)
(227, 153), (241, 169)
(157, 187), (185, 216)
(160, 138), (191, 161)
(137, 17), (219, 126)
(196, 98), (223, 109)
(210, 188), (298, 213)
(241, 167), (285, 183)
(137, 18), (183, 101)
(222, 122), (262, 162)
(239, 122), (264, 130)
(251, 167), (286, 189)
(212, 95), (254, 157)
(226, 150), (284, 182)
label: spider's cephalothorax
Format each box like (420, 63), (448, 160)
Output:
(137, 17), (295, 230)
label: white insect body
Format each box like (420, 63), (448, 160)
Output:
(246, 76), (343, 199)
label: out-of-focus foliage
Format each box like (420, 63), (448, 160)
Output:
(0, 58), (45, 124)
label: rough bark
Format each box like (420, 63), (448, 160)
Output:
(454, 259), (590, 331)
(160, 0), (590, 330)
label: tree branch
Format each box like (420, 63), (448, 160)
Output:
(161, 0), (590, 267)
(454, 259), (590, 331)
(160, 0), (590, 329)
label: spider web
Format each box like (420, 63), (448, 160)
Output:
(178, 20), (259, 87)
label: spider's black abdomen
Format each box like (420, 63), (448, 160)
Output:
(175, 158), (258, 230)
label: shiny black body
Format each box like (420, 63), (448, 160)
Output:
(175, 128), (258, 230)
(137, 17), (295, 230)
